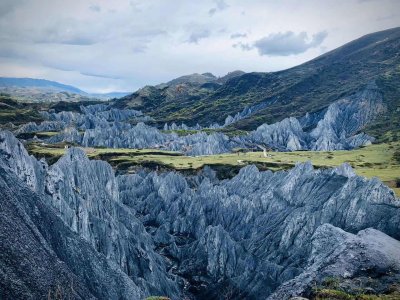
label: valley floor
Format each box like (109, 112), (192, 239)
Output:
(27, 141), (400, 196)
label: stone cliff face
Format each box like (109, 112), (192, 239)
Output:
(1, 130), (399, 299)
(0, 130), (47, 192)
(0, 163), (145, 300)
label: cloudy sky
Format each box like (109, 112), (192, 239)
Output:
(0, 0), (399, 93)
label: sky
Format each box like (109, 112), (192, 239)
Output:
(0, 0), (399, 93)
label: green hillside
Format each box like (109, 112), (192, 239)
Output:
(114, 27), (400, 138)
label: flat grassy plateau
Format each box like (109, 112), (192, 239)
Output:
(26, 140), (400, 196)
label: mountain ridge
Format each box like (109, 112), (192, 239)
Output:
(114, 27), (400, 138)
(0, 77), (85, 94)
(0, 77), (130, 102)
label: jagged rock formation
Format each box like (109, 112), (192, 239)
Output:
(163, 122), (202, 131)
(0, 130), (181, 299)
(0, 164), (145, 300)
(15, 121), (66, 134)
(41, 86), (382, 155)
(249, 117), (308, 151)
(308, 85), (385, 150)
(1, 130), (399, 299)
(162, 96), (272, 130)
(47, 127), (83, 144)
(15, 104), (152, 135)
(118, 162), (400, 299)
(270, 224), (400, 299)
(247, 85), (384, 151)
(80, 122), (169, 149)
(15, 83), (382, 155)
(167, 131), (239, 156)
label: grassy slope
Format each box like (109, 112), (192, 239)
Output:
(364, 71), (400, 142)
(313, 288), (400, 300)
(0, 94), (105, 127)
(0, 94), (44, 125)
(27, 141), (400, 196)
(114, 27), (400, 136)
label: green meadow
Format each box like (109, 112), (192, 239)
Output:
(27, 141), (400, 196)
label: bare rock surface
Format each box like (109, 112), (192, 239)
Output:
(1, 130), (399, 299)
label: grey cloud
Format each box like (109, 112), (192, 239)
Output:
(0, 0), (24, 17)
(126, 28), (167, 39)
(209, 0), (229, 16)
(230, 32), (247, 39)
(33, 21), (99, 45)
(35, 35), (97, 46)
(253, 31), (328, 56)
(187, 29), (210, 44)
(209, 8), (217, 16)
(80, 72), (121, 79)
(232, 42), (253, 51)
(89, 5), (101, 12)
(132, 44), (147, 53)
(376, 13), (399, 21)
(129, 1), (142, 12)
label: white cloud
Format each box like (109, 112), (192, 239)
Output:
(209, 0), (229, 16)
(187, 29), (211, 44)
(0, 0), (399, 92)
(230, 32), (247, 39)
(253, 31), (328, 56)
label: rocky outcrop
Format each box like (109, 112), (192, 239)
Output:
(117, 162), (400, 299)
(167, 131), (240, 156)
(1, 130), (399, 299)
(309, 85), (384, 150)
(249, 117), (308, 151)
(44, 147), (180, 298)
(47, 127), (83, 144)
(43, 85), (383, 154)
(0, 162), (145, 300)
(80, 104), (147, 122)
(40, 110), (86, 126)
(32, 104), (151, 133)
(247, 85), (384, 151)
(0, 130), (181, 299)
(163, 122), (202, 131)
(50, 122), (238, 156)
(0, 130), (47, 192)
(270, 224), (400, 299)
(81, 122), (169, 148)
(15, 121), (66, 134)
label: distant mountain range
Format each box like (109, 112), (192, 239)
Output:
(0, 77), (130, 102)
(0, 77), (85, 94)
(1, 27), (399, 141)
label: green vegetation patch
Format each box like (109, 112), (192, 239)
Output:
(313, 288), (400, 300)
(26, 141), (400, 196)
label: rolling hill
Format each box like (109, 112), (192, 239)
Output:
(0, 77), (130, 102)
(0, 77), (85, 94)
(114, 27), (400, 139)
